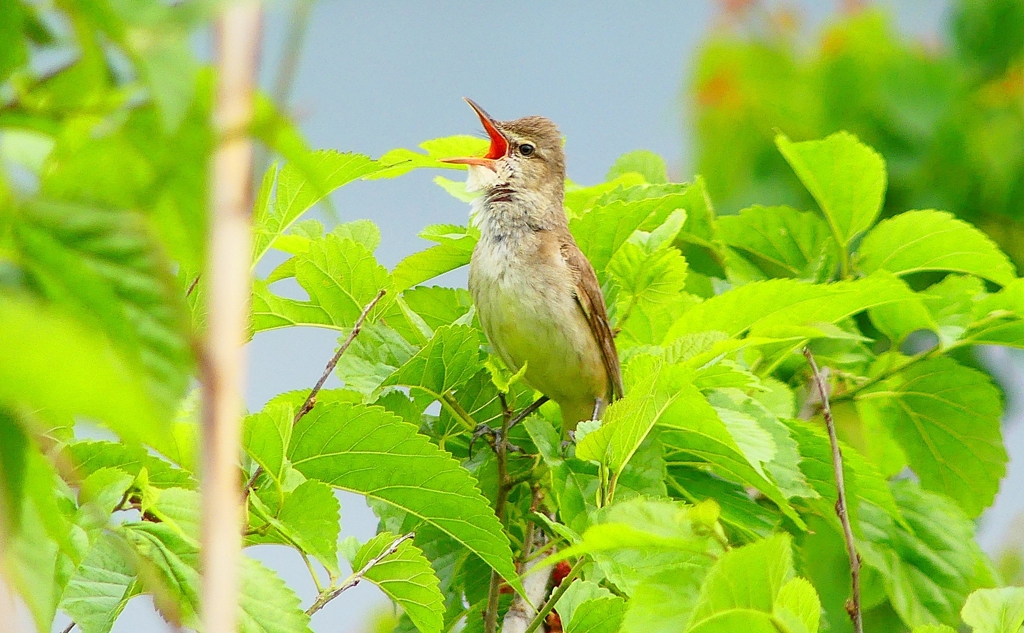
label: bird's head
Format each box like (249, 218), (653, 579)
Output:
(441, 98), (565, 201)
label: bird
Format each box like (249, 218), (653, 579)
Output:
(440, 98), (623, 432)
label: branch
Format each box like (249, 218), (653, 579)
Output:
(200, 5), (262, 633)
(509, 395), (549, 428)
(305, 532), (415, 617)
(59, 622), (75, 633)
(185, 275), (201, 298)
(803, 348), (862, 633)
(294, 288), (386, 420)
(244, 288), (386, 495)
(483, 394), (515, 633)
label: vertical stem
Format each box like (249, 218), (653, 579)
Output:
(200, 5), (261, 633)
(803, 348), (862, 633)
(483, 394), (513, 633)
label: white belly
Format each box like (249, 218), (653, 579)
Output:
(469, 238), (607, 408)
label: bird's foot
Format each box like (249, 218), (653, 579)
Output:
(468, 424), (523, 457)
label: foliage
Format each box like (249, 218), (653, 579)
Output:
(690, 1), (1024, 267)
(2, 2), (1023, 633)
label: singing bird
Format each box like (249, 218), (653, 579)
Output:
(441, 99), (623, 431)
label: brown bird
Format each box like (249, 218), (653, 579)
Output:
(441, 99), (623, 431)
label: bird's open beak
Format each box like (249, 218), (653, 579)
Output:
(439, 98), (509, 171)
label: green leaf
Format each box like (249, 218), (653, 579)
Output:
(656, 364), (805, 528)
(776, 132), (886, 247)
(773, 577), (820, 633)
(4, 446), (77, 632)
(664, 272), (917, 341)
(709, 390), (814, 500)
(960, 587), (1024, 633)
(287, 402), (519, 591)
(66, 440), (194, 489)
(717, 205), (835, 279)
(859, 480), (996, 629)
(0, 409), (28, 535)
(784, 418), (905, 530)
(124, 522), (312, 633)
(15, 198), (191, 420)
(571, 191), (692, 270)
(355, 532), (445, 633)
(333, 323), (418, 395)
(690, 534), (793, 623)
(402, 286), (474, 331)
(243, 404), (293, 489)
(567, 595), (628, 633)
(60, 531), (138, 633)
(0, 0), (27, 83)
(0, 298), (166, 446)
(576, 358), (662, 475)
(253, 234), (392, 333)
(253, 151), (383, 265)
(556, 579), (618, 627)
(551, 498), (725, 596)
(859, 357), (1006, 517)
(606, 150), (669, 184)
(608, 241), (691, 346)
(369, 135), (490, 180)
(857, 210), (1017, 285)
(912, 627), (957, 633)
(391, 224), (478, 291)
(383, 324), (481, 397)
(276, 480), (340, 574)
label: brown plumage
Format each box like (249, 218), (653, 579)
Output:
(442, 100), (623, 431)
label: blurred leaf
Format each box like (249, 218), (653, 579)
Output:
(960, 587), (1024, 633)
(0, 298), (166, 446)
(607, 150), (669, 184)
(124, 522), (312, 633)
(15, 199), (191, 418)
(287, 402), (519, 592)
(369, 136), (489, 180)
(0, 409), (28, 535)
(776, 132), (886, 248)
(356, 532), (445, 633)
(857, 210), (1016, 285)
(859, 357), (1006, 517)
(859, 481), (997, 629)
(67, 440), (194, 489)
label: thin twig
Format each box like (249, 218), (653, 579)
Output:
(244, 288), (386, 494)
(483, 394), (514, 633)
(200, 5), (262, 633)
(305, 532), (415, 617)
(185, 275), (201, 298)
(803, 348), (862, 633)
(60, 622), (75, 633)
(509, 396), (549, 429)
(294, 288), (387, 421)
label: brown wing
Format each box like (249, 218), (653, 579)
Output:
(559, 233), (624, 401)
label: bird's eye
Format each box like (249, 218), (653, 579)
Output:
(519, 143), (535, 156)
